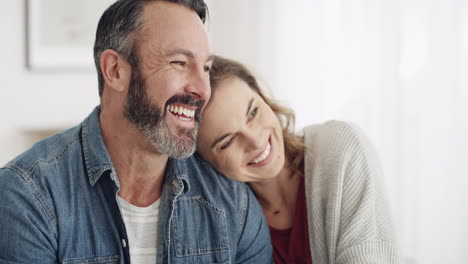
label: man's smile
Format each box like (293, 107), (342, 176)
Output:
(167, 104), (196, 121)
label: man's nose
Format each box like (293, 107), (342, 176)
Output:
(184, 66), (211, 102)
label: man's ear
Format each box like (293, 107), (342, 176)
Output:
(99, 49), (131, 93)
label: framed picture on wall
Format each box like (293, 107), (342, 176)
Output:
(26, 0), (115, 70)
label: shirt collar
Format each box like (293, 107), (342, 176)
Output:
(82, 106), (114, 186)
(81, 105), (191, 193)
(165, 157), (191, 194)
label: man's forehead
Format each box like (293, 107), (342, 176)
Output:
(138, 1), (211, 58)
(142, 1), (203, 26)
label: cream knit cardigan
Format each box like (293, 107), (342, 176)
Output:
(303, 121), (399, 264)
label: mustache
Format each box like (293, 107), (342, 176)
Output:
(165, 95), (204, 108)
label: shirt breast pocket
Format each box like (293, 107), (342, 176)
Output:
(172, 196), (230, 263)
(61, 255), (120, 264)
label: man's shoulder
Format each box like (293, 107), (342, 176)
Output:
(179, 153), (246, 187)
(0, 124), (84, 225)
(177, 153), (248, 199)
(169, 154), (272, 263)
(2, 125), (82, 177)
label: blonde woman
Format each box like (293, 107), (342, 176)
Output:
(196, 56), (399, 264)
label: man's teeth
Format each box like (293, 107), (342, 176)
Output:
(250, 142), (271, 164)
(168, 105), (195, 118)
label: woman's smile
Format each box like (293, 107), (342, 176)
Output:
(247, 135), (273, 166)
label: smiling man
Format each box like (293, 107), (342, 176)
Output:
(0, 1), (272, 263)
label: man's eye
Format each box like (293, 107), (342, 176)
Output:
(171, 61), (186, 66)
(220, 138), (234, 150)
(203, 65), (211, 72)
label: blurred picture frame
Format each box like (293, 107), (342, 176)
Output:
(26, 0), (114, 70)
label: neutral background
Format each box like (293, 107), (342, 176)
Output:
(1, 1), (467, 263)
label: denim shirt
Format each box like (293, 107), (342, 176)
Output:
(0, 107), (272, 264)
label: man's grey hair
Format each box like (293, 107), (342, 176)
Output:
(93, 0), (208, 97)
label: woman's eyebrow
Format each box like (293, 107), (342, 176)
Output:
(211, 97), (254, 149)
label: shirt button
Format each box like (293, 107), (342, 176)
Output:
(122, 239), (127, 248)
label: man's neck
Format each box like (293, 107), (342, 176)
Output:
(100, 108), (168, 207)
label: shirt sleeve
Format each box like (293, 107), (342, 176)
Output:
(235, 185), (273, 264)
(0, 167), (57, 263)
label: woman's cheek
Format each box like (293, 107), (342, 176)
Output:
(224, 151), (240, 174)
(214, 152), (232, 173)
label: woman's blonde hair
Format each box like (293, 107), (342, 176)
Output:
(209, 55), (305, 175)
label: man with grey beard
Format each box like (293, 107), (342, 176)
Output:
(0, 0), (272, 263)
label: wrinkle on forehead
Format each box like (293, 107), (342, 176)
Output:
(142, 1), (206, 40)
(134, 1), (210, 75)
(136, 1), (203, 77)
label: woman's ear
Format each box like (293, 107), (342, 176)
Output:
(99, 49), (131, 93)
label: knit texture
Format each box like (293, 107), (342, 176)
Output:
(303, 121), (399, 264)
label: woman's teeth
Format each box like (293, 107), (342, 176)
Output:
(168, 105), (195, 120)
(250, 141), (271, 164)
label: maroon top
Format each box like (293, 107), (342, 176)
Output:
(269, 177), (312, 264)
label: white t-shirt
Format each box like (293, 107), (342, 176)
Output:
(117, 196), (160, 264)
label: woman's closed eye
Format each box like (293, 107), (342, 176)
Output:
(220, 107), (259, 150)
(249, 107), (259, 120)
(220, 137), (234, 150)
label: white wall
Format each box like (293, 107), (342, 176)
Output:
(0, 1), (99, 164)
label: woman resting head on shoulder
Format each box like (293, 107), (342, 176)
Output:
(197, 55), (399, 264)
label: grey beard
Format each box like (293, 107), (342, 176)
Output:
(124, 65), (201, 159)
(141, 116), (199, 159)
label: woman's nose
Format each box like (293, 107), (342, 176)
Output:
(243, 130), (264, 152)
